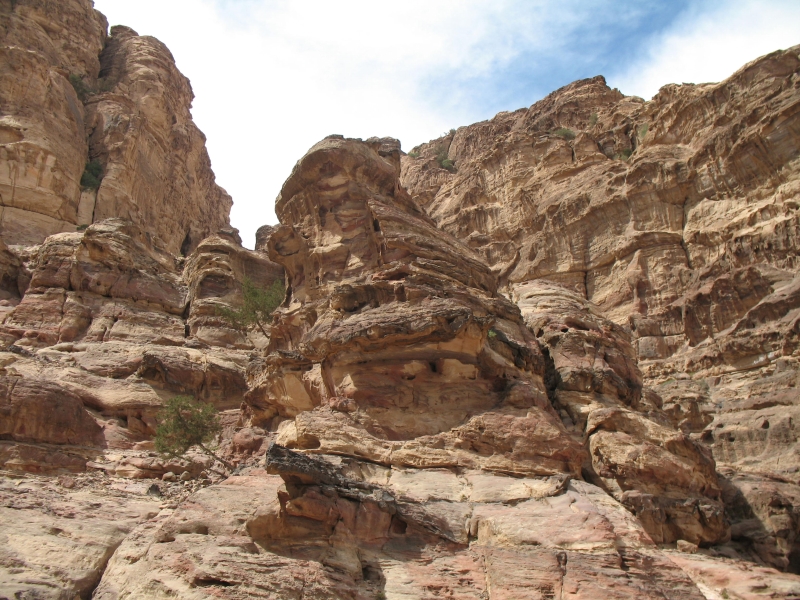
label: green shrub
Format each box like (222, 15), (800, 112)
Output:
(637, 123), (649, 141)
(615, 148), (633, 161)
(155, 395), (232, 470)
(217, 277), (285, 337)
(553, 127), (576, 140)
(80, 159), (103, 190)
(449, 128), (456, 136)
(407, 151), (419, 159)
(96, 77), (115, 93)
(76, 224), (89, 232)
(435, 146), (456, 172)
(69, 74), (94, 102)
(589, 113), (598, 127)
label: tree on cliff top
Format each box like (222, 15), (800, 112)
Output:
(154, 395), (233, 471)
(217, 277), (285, 338)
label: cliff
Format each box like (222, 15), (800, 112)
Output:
(0, 0), (231, 253)
(0, 2), (800, 597)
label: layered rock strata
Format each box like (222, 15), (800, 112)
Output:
(401, 45), (800, 571)
(0, 1), (231, 252)
(0, 218), (281, 472)
(1, 5), (800, 595)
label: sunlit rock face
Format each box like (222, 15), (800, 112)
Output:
(244, 135), (727, 548)
(0, 218), (280, 464)
(247, 135), (586, 478)
(1, 3), (800, 594)
(0, 2), (230, 253)
(401, 45), (800, 568)
(0, 0), (107, 244)
(85, 25), (232, 255)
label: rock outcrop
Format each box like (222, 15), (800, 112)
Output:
(2, 3), (800, 596)
(401, 44), (800, 572)
(0, 1), (231, 253)
(0, 218), (281, 466)
(0, 0), (107, 244)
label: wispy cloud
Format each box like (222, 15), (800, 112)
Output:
(609, 0), (800, 98)
(92, 0), (798, 247)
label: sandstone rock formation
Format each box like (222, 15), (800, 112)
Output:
(0, 1), (230, 253)
(2, 3), (800, 596)
(401, 44), (800, 573)
(0, 217), (281, 467)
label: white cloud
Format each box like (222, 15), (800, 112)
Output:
(91, 0), (799, 248)
(610, 0), (800, 99)
(93, 0), (561, 245)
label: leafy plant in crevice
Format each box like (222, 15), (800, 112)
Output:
(637, 123), (649, 142)
(589, 112), (598, 127)
(217, 276), (285, 337)
(154, 395), (233, 471)
(69, 73), (115, 102)
(76, 224), (89, 232)
(407, 151), (419, 159)
(552, 127), (576, 141)
(434, 145), (456, 172)
(96, 77), (115, 93)
(80, 159), (103, 190)
(69, 74), (94, 102)
(614, 148), (633, 161)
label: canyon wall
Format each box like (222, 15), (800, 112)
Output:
(0, 0), (231, 253)
(1, 2), (800, 597)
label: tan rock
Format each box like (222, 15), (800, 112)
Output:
(248, 135), (585, 478)
(0, 5), (230, 252)
(85, 26), (232, 255)
(0, 375), (103, 446)
(0, 475), (158, 599)
(0, 0), (107, 245)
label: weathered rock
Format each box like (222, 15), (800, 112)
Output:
(249, 135), (586, 477)
(84, 25), (232, 255)
(92, 447), (798, 599)
(0, 0), (108, 245)
(720, 468), (800, 572)
(401, 46), (800, 563)
(513, 279), (728, 544)
(0, 3), (231, 252)
(184, 231), (283, 349)
(0, 474), (159, 600)
(0, 375), (104, 446)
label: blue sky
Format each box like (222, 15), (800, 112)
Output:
(92, 0), (800, 247)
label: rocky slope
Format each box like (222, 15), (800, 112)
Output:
(1, 1), (800, 597)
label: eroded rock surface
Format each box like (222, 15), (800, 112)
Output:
(2, 8), (800, 597)
(0, 218), (282, 470)
(402, 45), (800, 572)
(0, 1), (230, 252)
(248, 135), (586, 480)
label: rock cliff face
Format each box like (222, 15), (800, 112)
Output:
(402, 45), (800, 573)
(2, 3), (800, 597)
(0, 1), (231, 253)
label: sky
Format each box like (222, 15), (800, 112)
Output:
(92, 0), (800, 248)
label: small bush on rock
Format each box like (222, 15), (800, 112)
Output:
(217, 277), (285, 337)
(80, 160), (103, 190)
(553, 127), (576, 140)
(69, 74), (93, 102)
(435, 146), (456, 172)
(155, 395), (232, 470)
